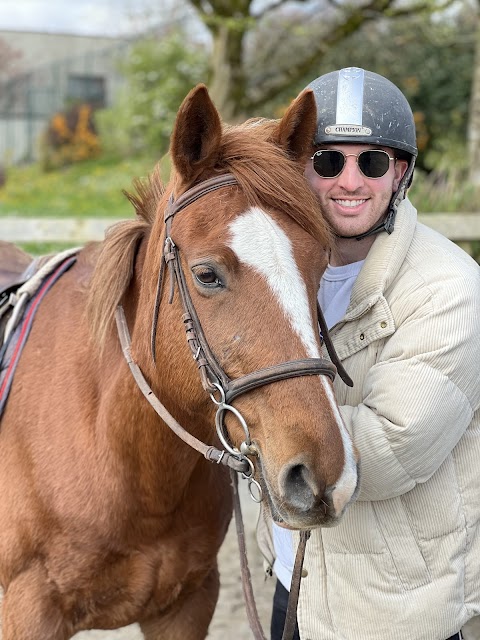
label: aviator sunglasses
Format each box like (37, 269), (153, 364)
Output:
(311, 149), (395, 179)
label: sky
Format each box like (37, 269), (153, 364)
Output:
(0, 0), (187, 36)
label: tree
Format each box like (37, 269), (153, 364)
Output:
(97, 28), (209, 157)
(188, 0), (453, 121)
(468, 1), (480, 184)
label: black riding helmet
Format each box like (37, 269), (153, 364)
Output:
(306, 67), (418, 239)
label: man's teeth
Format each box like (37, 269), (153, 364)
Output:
(334, 199), (366, 207)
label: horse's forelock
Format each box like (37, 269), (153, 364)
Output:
(219, 122), (331, 249)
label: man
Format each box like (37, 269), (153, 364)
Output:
(260, 67), (480, 640)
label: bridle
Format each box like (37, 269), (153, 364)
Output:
(115, 172), (353, 640)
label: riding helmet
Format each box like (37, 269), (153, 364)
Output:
(306, 67), (418, 237)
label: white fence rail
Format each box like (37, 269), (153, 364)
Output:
(1, 213), (480, 244)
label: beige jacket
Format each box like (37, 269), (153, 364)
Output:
(258, 199), (480, 640)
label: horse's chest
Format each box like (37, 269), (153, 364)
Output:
(46, 528), (219, 632)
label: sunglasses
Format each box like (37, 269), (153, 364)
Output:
(311, 149), (395, 179)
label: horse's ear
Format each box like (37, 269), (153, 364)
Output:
(274, 89), (317, 163)
(170, 84), (222, 184)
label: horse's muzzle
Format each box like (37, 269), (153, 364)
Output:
(258, 454), (359, 530)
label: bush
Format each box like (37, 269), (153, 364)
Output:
(41, 103), (101, 171)
(96, 29), (209, 158)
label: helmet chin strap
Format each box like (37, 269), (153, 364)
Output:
(334, 162), (414, 242)
(335, 205), (395, 241)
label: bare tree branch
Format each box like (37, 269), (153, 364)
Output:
(254, 0), (308, 20)
(248, 0), (398, 109)
(385, 0), (456, 18)
(186, 0), (455, 119)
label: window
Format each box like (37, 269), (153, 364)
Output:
(67, 75), (105, 107)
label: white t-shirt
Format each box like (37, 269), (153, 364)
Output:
(272, 259), (364, 590)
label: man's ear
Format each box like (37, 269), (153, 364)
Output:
(393, 160), (409, 191)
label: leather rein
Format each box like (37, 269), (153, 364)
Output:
(115, 172), (353, 640)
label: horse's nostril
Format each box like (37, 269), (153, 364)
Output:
(281, 463), (325, 511)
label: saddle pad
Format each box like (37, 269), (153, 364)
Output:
(0, 255), (77, 418)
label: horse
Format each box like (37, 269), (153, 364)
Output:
(0, 84), (359, 639)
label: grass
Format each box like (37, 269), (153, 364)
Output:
(0, 154), (166, 218)
(19, 242), (81, 256)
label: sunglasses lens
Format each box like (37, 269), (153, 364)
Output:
(312, 150), (345, 178)
(358, 151), (390, 178)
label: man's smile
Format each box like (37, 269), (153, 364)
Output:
(332, 198), (369, 212)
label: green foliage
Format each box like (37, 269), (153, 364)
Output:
(409, 136), (480, 214)
(97, 29), (209, 157)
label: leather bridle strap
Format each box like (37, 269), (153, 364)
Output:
(150, 174), (238, 368)
(317, 301), (353, 387)
(115, 305), (249, 474)
(225, 359), (336, 403)
(281, 529), (310, 640)
(231, 470), (266, 639)
(164, 173), (239, 224)
(231, 469), (310, 640)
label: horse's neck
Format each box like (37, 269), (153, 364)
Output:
(103, 364), (210, 512)
(106, 278), (214, 509)
(95, 226), (218, 500)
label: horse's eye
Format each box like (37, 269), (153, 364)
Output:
(192, 266), (223, 288)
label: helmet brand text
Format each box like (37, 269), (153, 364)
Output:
(325, 125), (372, 136)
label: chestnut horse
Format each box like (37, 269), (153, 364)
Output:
(0, 85), (358, 639)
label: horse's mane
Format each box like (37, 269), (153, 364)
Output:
(87, 119), (331, 344)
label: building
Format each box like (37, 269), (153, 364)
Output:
(0, 30), (130, 163)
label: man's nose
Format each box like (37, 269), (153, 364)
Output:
(336, 157), (364, 191)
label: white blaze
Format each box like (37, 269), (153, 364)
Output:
(228, 207), (319, 358)
(228, 207), (357, 510)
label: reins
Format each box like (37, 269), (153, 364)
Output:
(115, 173), (352, 640)
(115, 307), (249, 474)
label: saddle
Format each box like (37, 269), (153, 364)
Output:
(0, 240), (79, 416)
